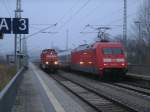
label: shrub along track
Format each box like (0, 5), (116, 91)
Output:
(0, 64), (16, 91)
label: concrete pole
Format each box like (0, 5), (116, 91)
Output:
(135, 21), (141, 64)
(14, 0), (23, 70)
(66, 29), (69, 63)
(123, 0), (127, 49)
(66, 29), (69, 51)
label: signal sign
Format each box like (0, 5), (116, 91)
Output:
(0, 18), (29, 34)
(0, 18), (11, 34)
(13, 18), (29, 34)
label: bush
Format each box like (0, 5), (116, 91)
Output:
(0, 64), (16, 91)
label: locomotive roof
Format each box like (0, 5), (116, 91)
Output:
(42, 49), (56, 52)
(94, 42), (123, 48)
(73, 42), (123, 52)
(42, 49), (57, 54)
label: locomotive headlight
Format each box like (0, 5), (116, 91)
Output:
(103, 58), (112, 62)
(45, 61), (49, 64)
(88, 62), (92, 64)
(104, 63), (108, 66)
(80, 61), (84, 65)
(121, 63), (125, 66)
(54, 61), (58, 65)
(116, 58), (125, 62)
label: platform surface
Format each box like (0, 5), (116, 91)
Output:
(11, 63), (87, 112)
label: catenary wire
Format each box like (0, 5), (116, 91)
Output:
(58, 0), (91, 30)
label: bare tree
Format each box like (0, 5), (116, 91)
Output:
(131, 0), (150, 64)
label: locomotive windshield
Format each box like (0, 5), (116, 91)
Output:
(103, 48), (123, 55)
(103, 48), (112, 54)
(113, 48), (123, 54)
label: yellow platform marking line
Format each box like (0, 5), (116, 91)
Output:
(31, 64), (66, 112)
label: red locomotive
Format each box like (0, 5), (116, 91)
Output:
(59, 41), (128, 78)
(40, 49), (59, 72)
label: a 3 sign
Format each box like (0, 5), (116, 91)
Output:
(0, 18), (29, 34)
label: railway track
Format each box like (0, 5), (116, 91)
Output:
(64, 70), (150, 96)
(51, 74), (135, 112)
(54, 71), (150, 112)
(121, 79), (150, 90)
(112, 82), (150, 96)
(122, 74), (150, 91)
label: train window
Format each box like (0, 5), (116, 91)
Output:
(103, 48), (123, 55)
(113, 48), (123, 54)
(103, 48), (112, 54)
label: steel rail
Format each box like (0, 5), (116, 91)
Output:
(51, 74), (136, 112)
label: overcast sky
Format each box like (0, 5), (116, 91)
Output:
(0, 0), (144, 56)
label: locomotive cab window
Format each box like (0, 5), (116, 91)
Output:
(103, 48), (123, 55)
(113, 48), (123, 54)
(103, 48), (112, 54)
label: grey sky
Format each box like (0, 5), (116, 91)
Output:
(0, 0), (143, 56)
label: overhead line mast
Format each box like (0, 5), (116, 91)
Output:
(123, 0), (127, 49)
(14, 0), (23, 70)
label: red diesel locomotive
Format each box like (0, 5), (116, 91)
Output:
(59, 41), (128, 78)
(40, 49), (59, 72)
